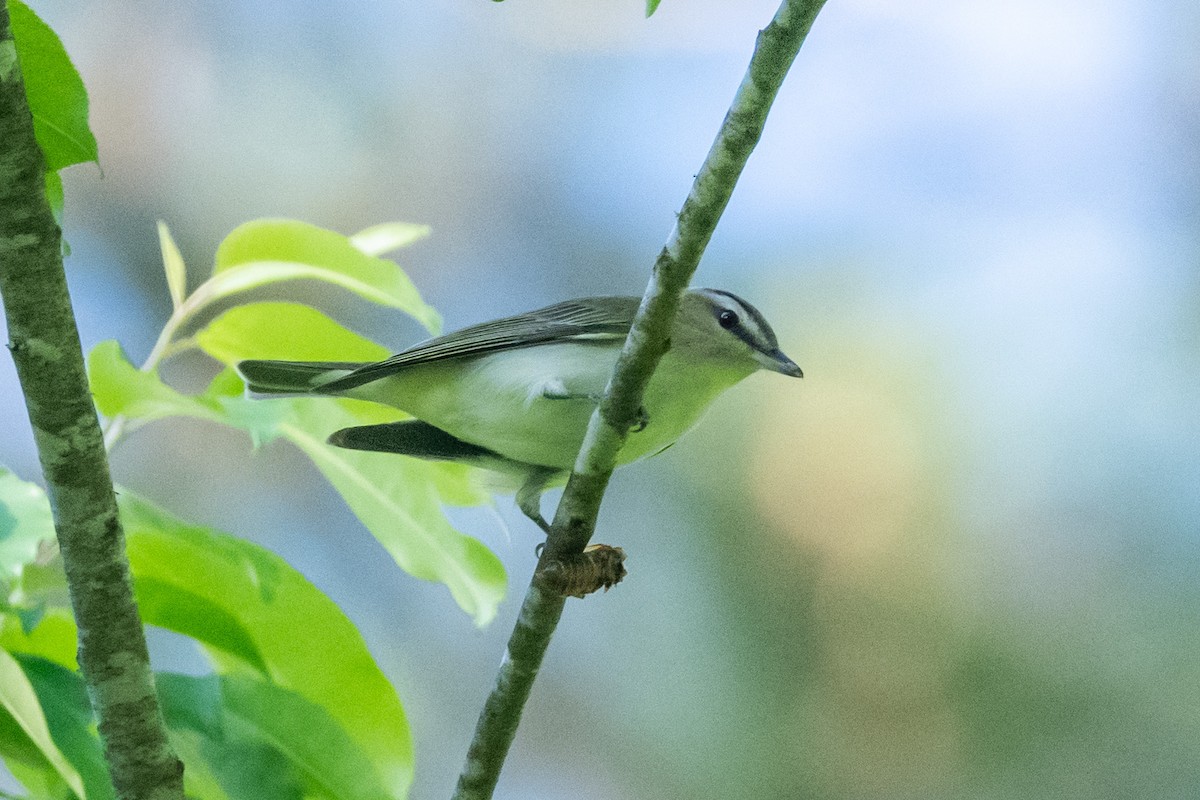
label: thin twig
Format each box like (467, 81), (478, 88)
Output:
(451, 2), (828, 798)
(0, 8), (185, 800)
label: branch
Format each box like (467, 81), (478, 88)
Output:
(0, 8), (184, 800)
(451, 1), (828, 797)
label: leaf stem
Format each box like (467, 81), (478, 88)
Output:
(101, 269), (210, 451)
(450, 1), (828, 797)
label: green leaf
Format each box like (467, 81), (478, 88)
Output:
(8, 0), (99, 170)
(646, 0), (663, 16)
(197, 302), (504, 625)
(204, 366), (247, 399)
(166, 728), (236, 800)
(283, 403), (505, 626)
(221, 675), (391, 800)
(14, 557), (71, 623)
(169, 734), (236, 800)
(196, 301), (389, 365)
(192, 366), (294, 450)
(157, 221), (187, 310)
(5, 758), (69, 799)
(208, 219), (441, 333)
(159, 673), (395, 800)
(0, 469), (56, 584)
(16, 656), (114, 800)
(158, 675), (304, 800)
(0, 609), (78, 671)
(194, 300), (387, 445)
(84, 302), (503, 624)
(87, 340), (225, 426)
(0, 648), (85, 799)
(120, 494), (413, 796)
(138, 576), (269, 674)
(350, 222), (430, 257)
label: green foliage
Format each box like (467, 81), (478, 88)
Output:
(8, 7), (507, 794)
(195, 302), (504, 618)
(7, 0), (98, 223)
(0, 470), (55, 584)
(157, 221), (188, 311)
(198, 301), (389, 364)
(158, 674), (392, 800)
(0, 609), (77, 670)
(75, 217), (511, 791)
(211, 219), (441, 333)
(6, 0), (97, 170)
(92, 221), (505, 625)
(0, 470), (414, 799)
(89, 340), (227, 429)
(122, 494), (412, 796)
(0, 648), (86, 799)
(347, 222), (430, 257)
(16, 657), (113, 800)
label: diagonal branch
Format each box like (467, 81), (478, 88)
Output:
(0, 7), (185, 800)
(451, 1), (828, 798)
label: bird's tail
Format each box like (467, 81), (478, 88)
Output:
(237, 359), (364, 396)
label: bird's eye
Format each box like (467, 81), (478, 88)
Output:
(718, 309), (739, 329)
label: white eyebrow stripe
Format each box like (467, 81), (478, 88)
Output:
(698, 288), (780, 350)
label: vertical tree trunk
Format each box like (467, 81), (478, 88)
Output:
(0, 7), (185, 799)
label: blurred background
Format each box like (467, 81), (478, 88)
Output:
(3, 0), (1199, 797)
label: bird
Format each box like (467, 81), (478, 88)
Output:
(236, 288), (802, 531)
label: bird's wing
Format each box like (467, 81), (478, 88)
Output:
(318, 296), (638, 391)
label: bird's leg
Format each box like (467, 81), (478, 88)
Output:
(519, 460), (629, 598)
(516, 467), (560, 534)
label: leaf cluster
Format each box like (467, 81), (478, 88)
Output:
(6, 0), (97, 229)
(0, 470), (412, 800)
(4, 6), (515, 795)
(91, 218), (506, 626)
(2, 0), (708, 793)
(0, 213), (518, 795)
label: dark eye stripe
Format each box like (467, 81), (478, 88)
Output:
(704, 289), (778, 349)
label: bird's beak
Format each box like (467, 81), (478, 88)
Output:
(756, 348), (803, 378)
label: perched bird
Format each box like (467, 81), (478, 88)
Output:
(237, 288), (802, 530)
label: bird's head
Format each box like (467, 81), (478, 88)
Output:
(672, 288), (803, 379)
